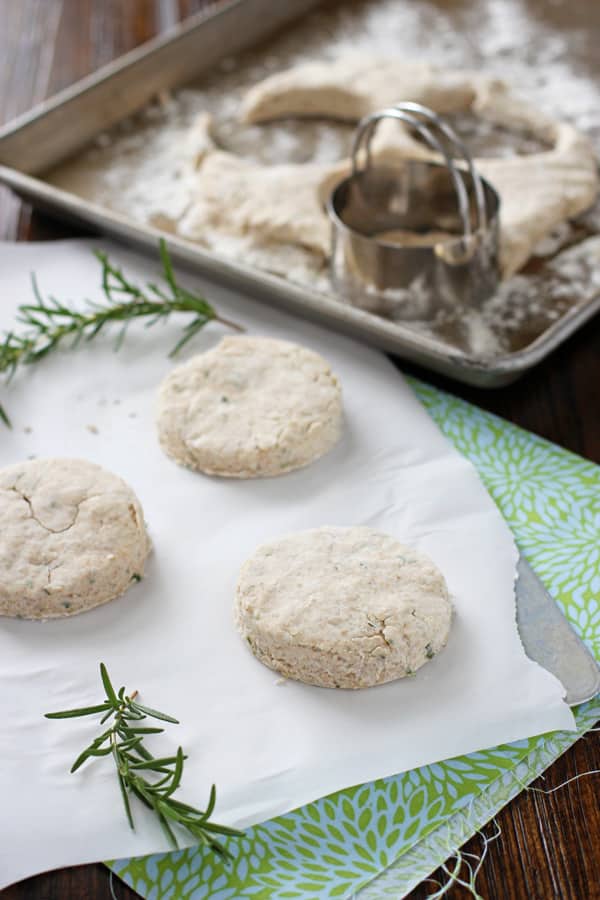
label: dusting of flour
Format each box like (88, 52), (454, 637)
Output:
(46, 0), (600, 361)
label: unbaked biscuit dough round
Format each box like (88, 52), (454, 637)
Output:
(156, 335), (343, 477)
(235, 526), (452, 689)
(0, 458), (151, 620)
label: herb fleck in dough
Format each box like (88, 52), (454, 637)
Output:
(156, 335), (343, 478)
(0, 458), (151, 619)
(235, 526), (452, 689)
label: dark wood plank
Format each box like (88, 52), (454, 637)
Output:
(1, 865), (139, 900)
(1, 2), (599, 899)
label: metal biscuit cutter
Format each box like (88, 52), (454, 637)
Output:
(327, 102), (501, 318)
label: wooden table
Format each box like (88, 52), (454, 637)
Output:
(1, 2), (598, 897)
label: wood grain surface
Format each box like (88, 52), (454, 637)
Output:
(0, 1), (598, 898)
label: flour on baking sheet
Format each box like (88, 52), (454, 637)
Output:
(45, 0), (600, 359)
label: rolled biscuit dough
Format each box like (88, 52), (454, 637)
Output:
(235, 59), (598, 277)
(234, 526), (452, 689)
(156, 335), (343, 478)
(0, 458), (151, 619)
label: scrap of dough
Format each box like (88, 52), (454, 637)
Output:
(180, 151), (332, 259)
(238, 61), (598, 278)
(156, 335), (343, 478)
(241, 56), (480, 123)
(177, 114), (347, 277)
(234, 526), (452, 689)
(372, 118), (598, 277)
(478, 126), (597, 276)
(0, 458), (151, 619)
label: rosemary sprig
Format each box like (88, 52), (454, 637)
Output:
(45, 663), (242, 858)
(0, 239), (242, 426)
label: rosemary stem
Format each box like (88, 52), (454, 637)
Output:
(213, 313), (245, 333)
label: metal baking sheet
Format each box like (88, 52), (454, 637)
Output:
(1, 0), (600, 387)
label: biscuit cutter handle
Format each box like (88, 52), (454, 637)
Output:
(516, 555), (600, 706)
(327, 102), (502, 312)
(351, 102), (489, 239)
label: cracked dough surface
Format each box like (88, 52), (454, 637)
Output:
(235, 526), (452, 689)
(156, 335), (343, 478)
(235, 59), (598, 278)
(0, 458), (151, 619)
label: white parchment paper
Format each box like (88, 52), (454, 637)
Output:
(0, 240), (574, 887)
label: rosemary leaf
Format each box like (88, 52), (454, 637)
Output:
(168, 747), (185, 796)
(99, 662), (119, 706)
(156, 810), (178, 849)
(117, 771), (136, 831)
(130, 701), (179, 724)
(45, 702), (113, 719)
(129, 755), (181, 770)
(121, 726), (165, 735)
(71, 747), (99, 774)
(0, 401), (11, 427)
